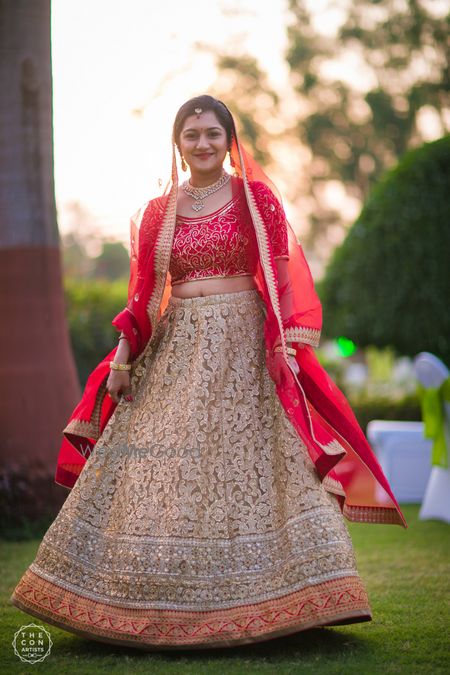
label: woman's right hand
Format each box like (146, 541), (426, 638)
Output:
(266, 350), (291, 387)
(106, 369), (133, 403)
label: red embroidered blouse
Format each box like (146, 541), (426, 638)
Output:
(169, 181), (289, 286)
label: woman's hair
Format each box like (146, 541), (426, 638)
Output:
(172, 95), (236, 151)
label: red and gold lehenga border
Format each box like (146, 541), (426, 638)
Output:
(10, 569), (371, 650)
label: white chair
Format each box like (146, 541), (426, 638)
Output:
(413, 352), (450, 523)
(367, 420), (432, 503)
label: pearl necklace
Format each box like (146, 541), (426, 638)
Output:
(182, 171), (231, 212)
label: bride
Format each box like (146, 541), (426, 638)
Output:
(10, 95), (406, 650)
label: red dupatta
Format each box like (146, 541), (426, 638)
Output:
(55, 103), (406, 528)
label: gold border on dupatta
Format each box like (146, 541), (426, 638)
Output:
(285, 326), (321, 349)
(343, 504), (405, 525)
(234, 137), (289, 363)
(63, 381), (108, 442)
(144, 145), (178, 340)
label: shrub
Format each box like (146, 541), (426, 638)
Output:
(348, 392), (422, 433)
(319, 135), (450, 365)
(64, 278), (128, 387)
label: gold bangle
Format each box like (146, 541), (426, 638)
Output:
(273, 345), (297, 357)
(109, 361), (131, 371)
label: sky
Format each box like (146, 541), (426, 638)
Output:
(51, 0), (291, 245)
(51, 0), (447, 251)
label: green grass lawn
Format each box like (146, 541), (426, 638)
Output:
(1, 505), (449, 674)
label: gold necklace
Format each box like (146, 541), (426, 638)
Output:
(182, 171), (231, 212)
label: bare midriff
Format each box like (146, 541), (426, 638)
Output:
(170, 274), (258, 298)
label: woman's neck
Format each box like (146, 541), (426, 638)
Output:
(189, 168), (224, 188)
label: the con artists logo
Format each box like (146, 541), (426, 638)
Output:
(12, 623), (53, 663)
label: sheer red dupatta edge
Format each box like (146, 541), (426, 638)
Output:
(230, 133), (406, 527)
(55, 196), (170, 488)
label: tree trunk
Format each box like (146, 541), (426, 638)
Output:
(0, 0), (81, 534)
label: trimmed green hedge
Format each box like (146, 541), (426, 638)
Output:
(64, 278), (128, 387)
(348, 392), (421, 433)
(319, 135), (450, 366)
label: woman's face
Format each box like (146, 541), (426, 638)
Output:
(178, 110), (228, 177)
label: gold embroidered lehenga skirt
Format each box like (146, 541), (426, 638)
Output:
(10, 289), (371, 650)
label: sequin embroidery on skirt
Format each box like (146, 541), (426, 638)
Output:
(10, 289), (371, 650)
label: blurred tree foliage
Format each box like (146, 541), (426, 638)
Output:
(213, 0), (449, 258)
(208, 54), (280, 164)
(64, 278), (128, 386)
(350, 393), (421, 432)
(63, 235), (129, 281)
(286, 0), (449, 247)
(62, 230), (95, 279)
(318, 135), (450, 365)
(60, 200), (130, 281)
(92, 241), (130, 280)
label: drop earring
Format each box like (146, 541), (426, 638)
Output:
(229, 151), (235, 168)
(181, 156), (188, 172)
